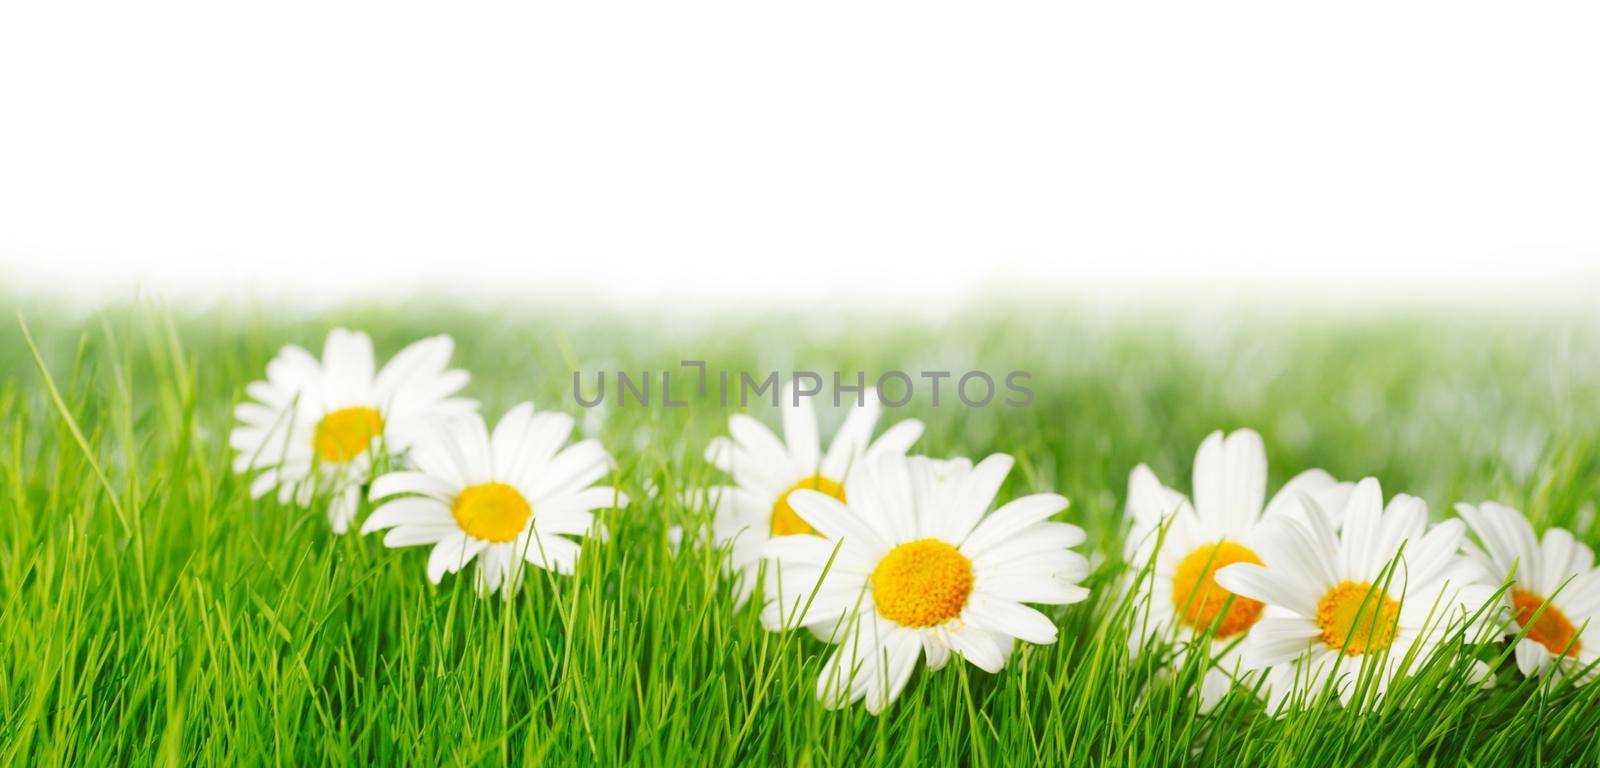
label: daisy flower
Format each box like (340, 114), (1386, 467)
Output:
(1456, 501), (1600, 684)
(231, 329), (477, 532)
(1124, 429), (1353, 711)
(762, 452), (1089, 714)
(362, 403), (626, 598)
(1215, 478), (1495, 710)
(702, 384), (922, 604)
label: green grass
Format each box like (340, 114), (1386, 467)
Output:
(3, 298), (1599, 765)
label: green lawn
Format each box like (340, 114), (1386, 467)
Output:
(2, 300), (1598, 765)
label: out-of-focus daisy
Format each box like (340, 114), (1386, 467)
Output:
(362, 403), (626, 598)
(1457, 501), (1600, 684)
(762, 453), (1089, 714)
(702, 384), (922, 604)
(1125, 429), (1353, 711)
(231, 329), (476, 532)
(1216, 478), (1494, 709)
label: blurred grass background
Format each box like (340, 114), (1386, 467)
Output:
(2, 296), (1598, 765)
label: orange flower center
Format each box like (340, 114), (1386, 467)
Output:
(1512, 589), (1582, 657)
(1316, 581), (1401, 656)
(451, 482), (532, 543)
(771, 475), (846, 537)
(1170, 541), (1265, 639)
(313, 406), (385, 463)
(871, 539), (974, 627)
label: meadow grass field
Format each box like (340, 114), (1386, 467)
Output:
(2, 298), (1599, 765)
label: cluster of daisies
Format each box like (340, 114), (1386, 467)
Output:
(232, 329), (626, 596)
(1127, 429), (1599, 712)
(231, 330), (1599, 715)
(697, 380), (1089, 713)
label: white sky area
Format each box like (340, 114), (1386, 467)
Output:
(2, 2), (1597, 310)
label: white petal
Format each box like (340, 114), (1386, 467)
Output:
(523, 439), (611, 500)
(452, 413), (495, 485)
(1241, 617), (1321, 668)
(1214, 562), (1319, 617)
(383, 524), (457, 548)
(705, 436), (735, 472)
(1191, 429), (1267, 537)
(728, 415), (796, 479)
(849, 453), (918, 541)
(265, 344), (322, 394)
(787, 490), (891, 559)
(1251, 514), (1338, 592)
(362, 497), (453, 534)
(979, 571), (1089, 605)
(863, 419), (924, 461)
(1560, 571), (1600, 617)
(249, 470), (281, 499)
(947, 625), (1006, 673)
(1376, 494), (1429, 567)
(970, 522), (1086, 568)
(864, 630), (921, 715)
(1539, 527), (1590, 598)
(1404, 518), (1466, 589)
(819, 389), (883, 478)
(816, 623), (873, 710)
(547, 484), (628, 513)
(781, 385), (822, 473)
(921, 630), (951, 671)
(531, 509), (596, 539)
(963, 596), (1058, 645)
(1515, 637), (1552, 676)
(934, 453), (1013, 545)
(960, 493), (1068, 556)
(520, 532), (582, 575)
(475, 548), (506, 596)
(1477, 502), (1541, 585)
(373, 335), (457, 403)
(327, 485), (361, 534)
(233, 402), (283, 429)
(761, 582), (863, 633)
(488, 402), (537, 479)
(404, 423), (473, 487)
(369, 471), (457, 502)
(410, 415), (489, 487)
(1336, 477), (1385, 580)
(1263, 468), (1340, 523)
(503, 411), (577, 482)
(1126, 463), (1188, 531)
(322, 328), (376, 404)
(427, 533), (486, 583)
(243, 380), (291, 409)
(763, 534), (871, 574)
(1197, 667), (1237, 713)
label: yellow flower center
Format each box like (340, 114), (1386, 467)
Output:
(1512, 589), (1582, 657)
(1316, 581), (1401, 656)
(1171, 541), (1265, 639)
(871, 539), (974, 627)
(451, 482), (532, 543)
(771, 475), (846, 537)
(313, 406), (385, 463)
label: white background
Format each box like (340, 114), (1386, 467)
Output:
(2, 1), (1597, 309)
